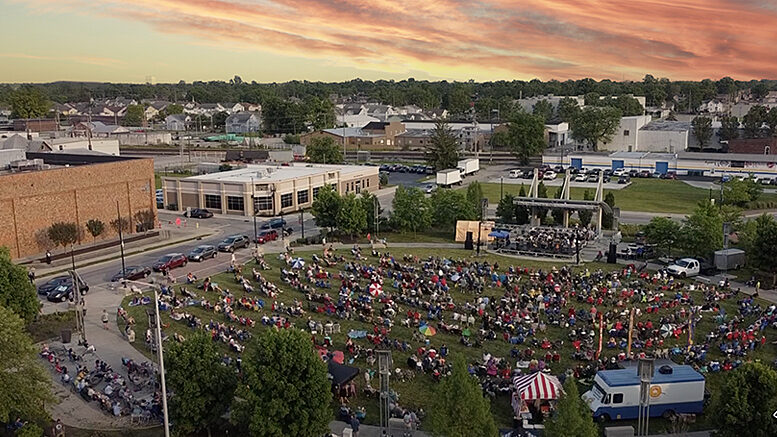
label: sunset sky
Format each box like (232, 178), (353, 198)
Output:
(2, 0), (777, 83)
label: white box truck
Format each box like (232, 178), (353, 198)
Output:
(436, 169), (462, 187)
(457, 158), (479, 177)
(582, 364), (705, 421)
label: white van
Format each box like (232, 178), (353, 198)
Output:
(583, 364), (705, 421)
(508, 169), (522, 179)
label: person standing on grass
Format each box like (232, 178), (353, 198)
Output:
(101, 309), (110, 329)
(350, 413), (360, 437)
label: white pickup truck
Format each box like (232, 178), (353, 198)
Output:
(666, 258), (700, 277)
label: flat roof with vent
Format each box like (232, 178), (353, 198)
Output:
(183, 163), (374, 183)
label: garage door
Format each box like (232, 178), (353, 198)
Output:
(571, 158), (582, 169)
(612, 160), (624, 170)
(655, 162), (669, 174)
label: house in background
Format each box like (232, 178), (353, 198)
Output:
(336, 104), (378, 128)
(225, 112), (261, 134)
(166, 114), (191, 131)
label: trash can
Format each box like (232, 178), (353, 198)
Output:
(61, 329), (72, 344)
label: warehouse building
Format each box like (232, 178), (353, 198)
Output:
(543, 151), (777, 178)
(162, 163), (379, 217)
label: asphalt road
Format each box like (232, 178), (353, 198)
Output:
(35, 210), (320, 313)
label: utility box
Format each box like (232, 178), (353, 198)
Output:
(605, 426), (635, 437)
(714, 248), (746, 271)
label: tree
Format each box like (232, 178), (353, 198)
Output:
(743, 105), (768, 138)
(282, 134), (301, 144)
(425, 120), (459, 170)
(47, 222), (80, 253)
(310, 184), (341, 231)
(515, 185), (529, 225)
(0, 248), (39, 324)
(557, 97), (580, 122)
(692, 116), (713, 148)
(723, 178), (761, 207)
(9, 87), (50, 119)
(166, 331), (236, 437)
(544, 377), (598, 437)
(358, 191), (382, 233)
(427, 355), (498, 437)
(0, 304), (53, 423)
(85, 219), (105, 243)
(110, 216), (131, 235)
(766, 106), (777, 137)
(504, 111), (546, 165)
(615, 95), (644, 116)
(602, 192), (616, 229)
(212, 111), (229, 130)
(466, 181), (484, 219)
(496, 194), (516, 224)
(710, 362), (777, 437)
(583, 92), (600, 106)
(747, 214), (777, 287)
(751, 83), (770, 100)
(164, 103), (184, 116)
(571, 106), (622, 151)
(532, 99), (554, 123)
(644, 216), (681, 257)
(231, 328), (331, 437)
(123, 104), (145, 126)
(430, 189), (476, 229)
(134, 210), (156, 232)
(306, 136), (342, 164)
(679, 201), (723, 259)
(336, 193), (368, 237)
(719, 116), (739, 141)
(391, 186), (432, 232)
(577, 190), (594, 226)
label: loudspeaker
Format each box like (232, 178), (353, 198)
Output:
(464, 231), (474, 250)
(607, 242), (617, 264)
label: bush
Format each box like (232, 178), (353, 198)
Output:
(15, 423), (43, 437)
(619, 223), (643, 240)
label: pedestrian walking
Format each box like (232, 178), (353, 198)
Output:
(101, 309), (109, 329)
(45, 250), (52, 264)
(28, 267), (35, 284)
(350, 414), (360, 437)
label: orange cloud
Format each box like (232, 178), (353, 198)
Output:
(9, 0), (777, 80)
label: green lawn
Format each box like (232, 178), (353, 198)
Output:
(475, 179), (777, 214)
(119, 248), (777, 434)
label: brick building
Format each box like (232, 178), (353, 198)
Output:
(12, 118), (59, 132)
(0, 154), (156, 259)
(728, 138), (777, 155)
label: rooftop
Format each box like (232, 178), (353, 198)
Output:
(322, 128), (383, 138)
(598, 364), (704, 387)
(182, 163), (376, 183)
(641, 120), (692, 131)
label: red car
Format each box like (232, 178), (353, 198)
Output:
(256, 229), (278, 244)
(152, 253), (187, 271)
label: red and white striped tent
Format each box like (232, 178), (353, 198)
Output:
(512, 372), (563, 401)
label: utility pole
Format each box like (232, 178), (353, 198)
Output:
(251, 177), (258, 248)
(300, 209), (305, 239)
(116, 201), (127, 287)
(153, 285), (171, 437)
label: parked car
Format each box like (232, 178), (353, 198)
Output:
(261, 218), (287, 230)
(152, 253), (188, 271)
(613, 168), (627, 177)
(720, 174), (732, 183)
(759, 177), (774, 185)
(575, 174), (588, 182)
(543, 171), (557, 180)
(46, 284), (76, 302)
(628, 169), (640, 178)
(639, 170), (652, 178)
(661, 171), (677, 180)
(218, 235), (250, 252)
(587, 173), (599, 182)
(188, 245), (217, 261)
(603, 175), (611, 183)
(38, 275), (89, 296)
(553, 165), (565, 173)
(652, 172), (663, 178)
(603, 169), (613, 176)
(667, 258), (700, 277)
(110, 266), (151, 282)
(424, 183), (437, 194)
(184, 208), (214, 219)
(618, 175), (631, 184)
(508, 169), (522, 179)
(256, 229), (279, 244)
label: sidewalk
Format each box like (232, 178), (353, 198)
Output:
(329, 421), (430, 437)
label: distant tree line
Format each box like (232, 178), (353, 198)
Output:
(3, 76), (777, 121)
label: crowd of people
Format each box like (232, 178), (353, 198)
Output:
(498, 226), (595, 256)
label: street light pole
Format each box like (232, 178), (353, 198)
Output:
(116, 201), (127, 287)
(153, 285), (171, 437)
(251, 177), (258, 248)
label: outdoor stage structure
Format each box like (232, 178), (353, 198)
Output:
(513, 168), (612, 234)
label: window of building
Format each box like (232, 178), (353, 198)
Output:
(205, 194), (221, 210)
(766, 146), (771, 155)
(612, 393), (624, 404)
(227, 196), (244, 211)
(623, 130), (630, 136)
(255, 196), (272, 210)
(297, 189), (309, 204)
(313, 186), (321, 198)
(366, 178), (370, 188)
(281, 193), (293, 208)
(355, 180), (361, 193)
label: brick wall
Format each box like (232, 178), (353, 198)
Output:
(0, 159), (156, 259)
(728, 138), (777, 155)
